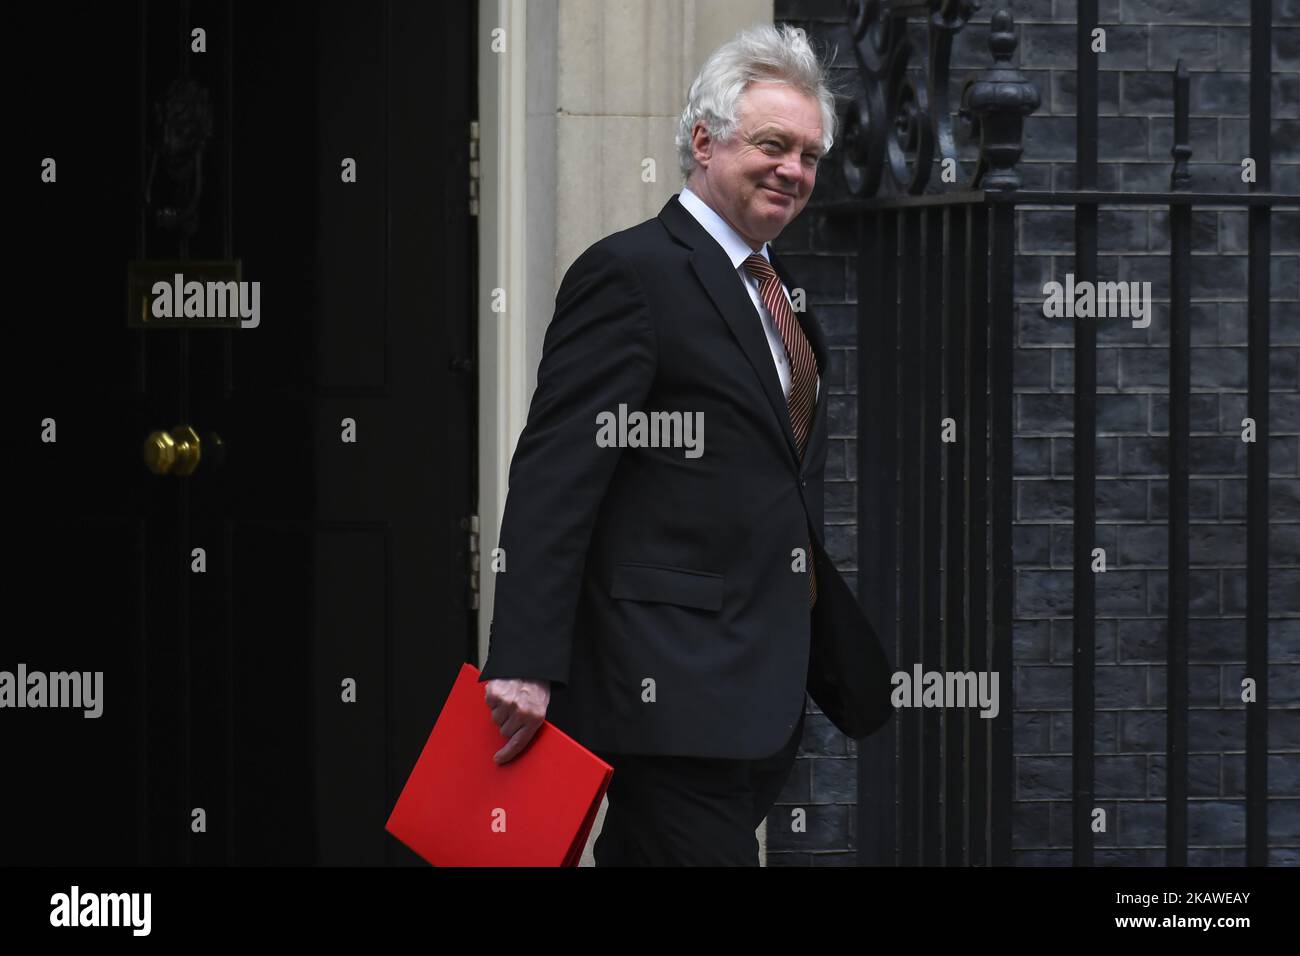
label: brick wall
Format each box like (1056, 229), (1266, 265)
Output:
(768, 0), (1299, 864)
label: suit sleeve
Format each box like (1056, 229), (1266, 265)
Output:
(478, 242), (658, 687)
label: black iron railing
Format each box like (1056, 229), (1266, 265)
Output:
(824, 0), (1298, 866)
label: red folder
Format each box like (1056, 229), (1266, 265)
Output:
(385, 662), (613, 866)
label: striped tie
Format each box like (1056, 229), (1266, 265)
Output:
(742, 253), (818, 607)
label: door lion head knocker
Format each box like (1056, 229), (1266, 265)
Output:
(144, 78), (214, 237)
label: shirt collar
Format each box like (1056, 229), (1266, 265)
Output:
(678, 185), (771, 273)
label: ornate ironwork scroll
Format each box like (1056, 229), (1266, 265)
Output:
(840, 2), (1039, 196)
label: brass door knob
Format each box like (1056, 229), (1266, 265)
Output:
(143, 425), (202, 476)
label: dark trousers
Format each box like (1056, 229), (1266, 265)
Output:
(591, 706), (806, 866)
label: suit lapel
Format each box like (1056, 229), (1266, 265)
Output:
(660, 194), (827, 470)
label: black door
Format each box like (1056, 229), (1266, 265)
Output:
(10, 0), (477, 865)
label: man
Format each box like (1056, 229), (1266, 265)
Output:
(478, 22), (893, 866)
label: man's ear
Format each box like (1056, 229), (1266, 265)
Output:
(691, 122), (712, 167)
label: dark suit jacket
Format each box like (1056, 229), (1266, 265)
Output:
(478, 192), (893, 760)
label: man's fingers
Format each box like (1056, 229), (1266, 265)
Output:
(493, 727), (525, 764)
(497, 706), (545, 740)
(497, 711), (526, 740)
(490, 702), (512, 728)
(483, 679), (548, 763)
(493, 735), (520, 763)
(493, 721), (541, 764)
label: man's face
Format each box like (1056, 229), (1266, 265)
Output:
(688, 81), (824, 250)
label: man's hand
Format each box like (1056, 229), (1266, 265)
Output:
(483, 678), (551, 764)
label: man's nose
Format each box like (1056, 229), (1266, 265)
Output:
(774, 154), (805, 185)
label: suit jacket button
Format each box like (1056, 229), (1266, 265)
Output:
(801, 479), (807, 488)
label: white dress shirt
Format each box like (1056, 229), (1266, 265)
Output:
(677, 185), (820, 403)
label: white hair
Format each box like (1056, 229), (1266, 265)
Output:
(674, 22), (839, 181)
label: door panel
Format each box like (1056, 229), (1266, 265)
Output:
(10, 0), (476, 866)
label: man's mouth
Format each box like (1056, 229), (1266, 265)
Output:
(764, 186), (795, 202)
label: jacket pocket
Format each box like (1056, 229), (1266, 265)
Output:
(609, 562), (723, 611)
